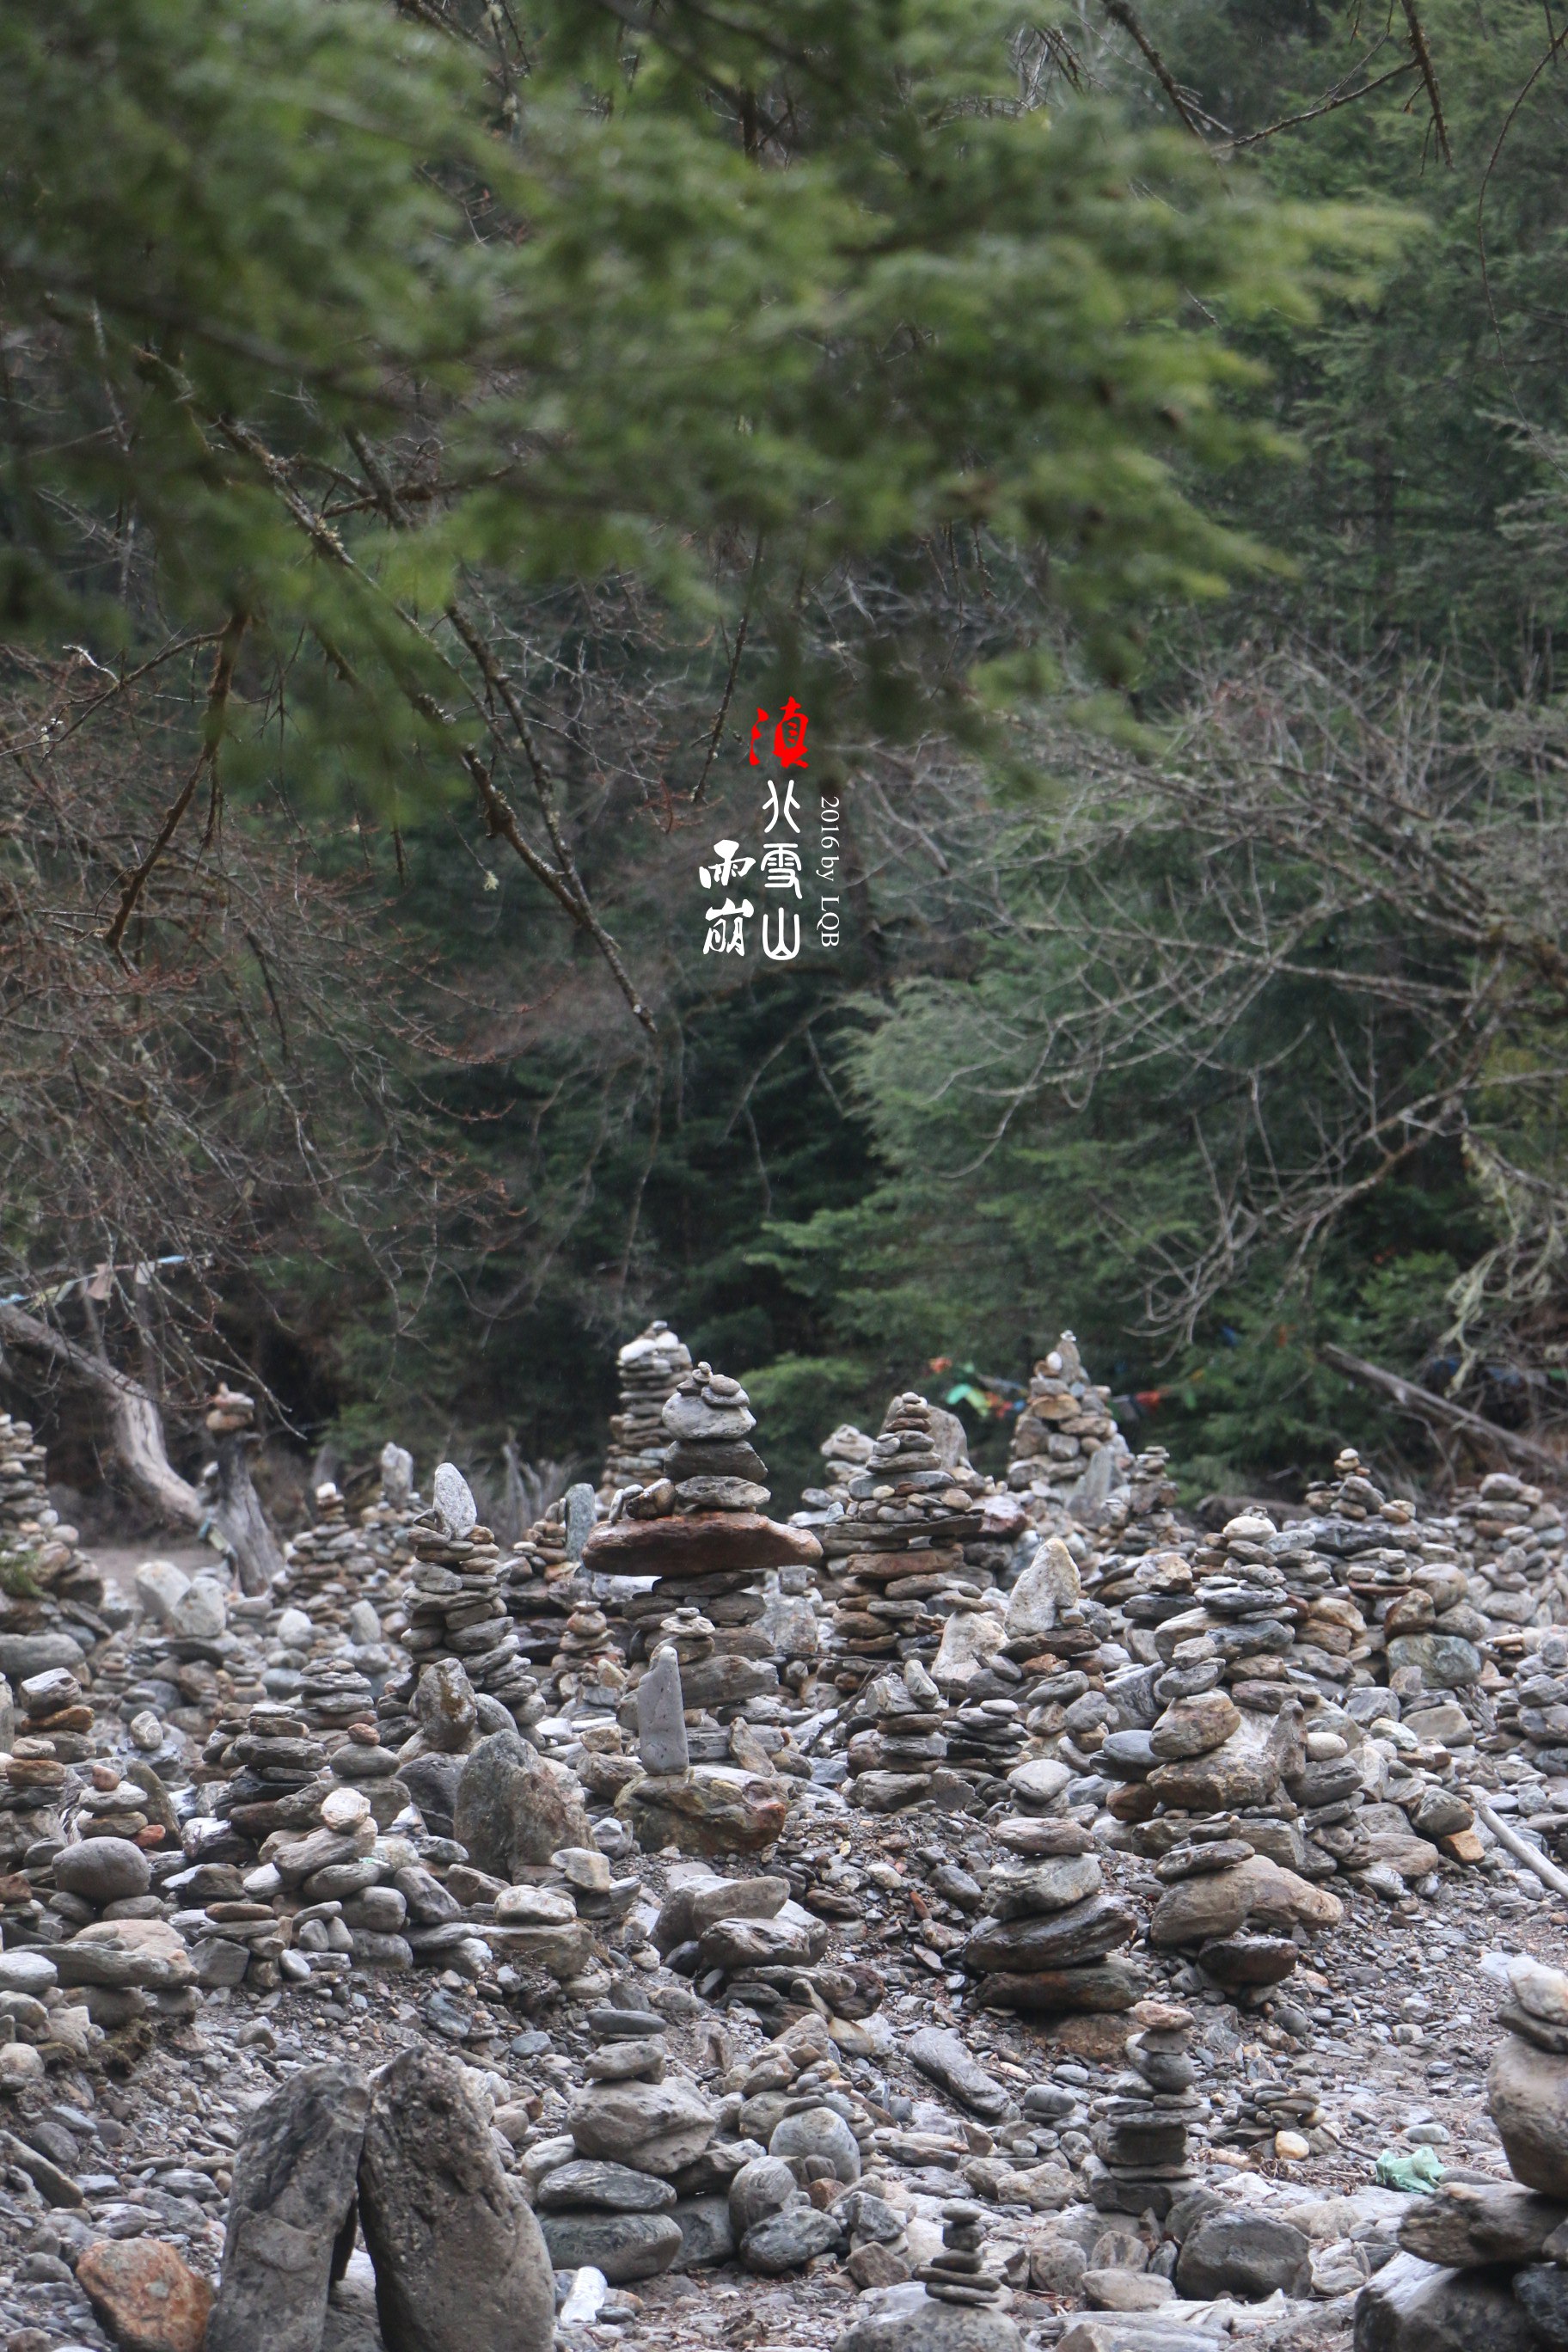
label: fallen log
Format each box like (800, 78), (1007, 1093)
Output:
(1318, 1341), (1565, 1483)
(0, 1299), (280, 1590)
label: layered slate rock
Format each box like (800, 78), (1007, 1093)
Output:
(206, 2062), (371, 2352)
(358, 2046), (555, 2352)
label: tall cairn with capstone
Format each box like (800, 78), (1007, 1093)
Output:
(583, 1363), (821, 1854)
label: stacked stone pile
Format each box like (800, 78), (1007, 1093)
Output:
(916, 2200), (1006, 2307)
(1356, 1951), (1568, 2351)
(277, 1481), (378, 1626)
(549, 1599), (628, 1710)
(504, 1487), (598, 1674)
(961, 1817), (1142, 2018)
(585, 1365), (823, 1792)
(381, 1465), (536, 1735)
(1084, 1998), (1202, 2220)
(795, 1424), (875, 1540)
(598, 1320), (694, 1505)
(1007, 1335), (1130, 1525)
(0, 1412), (110, 1687)
(821, 1394), (994, 1696)
(536, 1995), (713, 2282)
(843, 1662), (954, 1812)
(603, 1368), (794, 1693)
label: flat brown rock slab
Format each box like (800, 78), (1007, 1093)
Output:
(583, 1511), (823, 1577)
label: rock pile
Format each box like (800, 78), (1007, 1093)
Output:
(1008, 1335), (1130, 1524)
(598, 1320), (694, 1505)
(0, 1411), (108, 1690)
(383, 1467), (536, 1735)
(961, 1817), (1142, 2018)
(1357, 1951), (1568, 2351)
(1084, 1998), (1201, 2218)
(822, 1393), (993, 1697)
(581, 1365), (821, 1858)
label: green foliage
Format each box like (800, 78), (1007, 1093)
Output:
(2, 0), (1383, 771)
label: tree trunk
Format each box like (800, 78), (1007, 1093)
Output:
(213, 1430), (283, 1594)
(1319, 1342), (1565, 1481)
(0, 1297), (282, 1589)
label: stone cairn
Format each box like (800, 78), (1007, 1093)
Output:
(383, 1464), (536, 1736)
(1357, 1951), (1568, 2349)
(592, 1365), (803, 1700)
(0, 1409), (108, 1675)
(504, 1484), (598, 1675)
(277, 1481), (377, 1628)
(794, 1422), (875, 1541)
(916, 2200), (1001, 2308)
(843, 1657), (953, 1812)
(598, 1320), (694, 1507)
(583, 1366), (820, 1855)
(959, 1816), (1142, 2019)
(1007, 1333), (1130, 1525)
(537, 1992), (710, 2285)
(823, 1393), (991, 1701)
(1085, 1997), (1202, 2220)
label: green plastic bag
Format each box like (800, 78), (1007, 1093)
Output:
(1375, 2146), (1446, 2194)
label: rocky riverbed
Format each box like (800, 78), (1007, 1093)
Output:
(4, 1343), (1568, 2352)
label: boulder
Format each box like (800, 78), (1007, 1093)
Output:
(453, 1731), (593, 1875)
(77, 2237), (214, 2352)
(1148, 1693), (1241, 1760)
(985, 1855), (1103, 1919)
(412, 1659), (478, 1755)
(54, 1920), (195, 1991)
(1515, 2265), (1568, 2351)
(729, 2156), (798, 2237)
(395, 1755), (467, 1841)
(1145, 1731), (1281, 1813)
(206, 2064), (371, 2352)
(536, 2209), (682, 2282)
(583, 1512), (822, 1578)
(907, 2027), (1012, 2121)
(536, 2161), (676, 2213)
(1488, 2031), (1568, 2198)
(132, 1559), (191, 1625)
(697, 1915), (818, 1972)
(769, 2105), (862, 2183)
(1005, 1538), (1081, 1642)
(622, 1766), (788, 1857)
(1006, 1758), (1073, 1810)
(53, 1836), (151, 1906)
(933, 1609), (1008, 1690)
(358, 2047), (554, 2352)
(671, 2195), (737, 2269)
(977, 1961), (1148, 2014)
(832, 2286), (1024, 2352)
(1174, 2211), (1310, 2300)
(1397, 2181), (1568, 2268)
(653, 1873), (787, 1954)
(962, 1892), (1137, 1974)
(1353, 2250), (1540, 2352)
(1148, 1856), (1340, 1948)
(743, 2199), (846, 2272)
(567, 2075), (718, 2177)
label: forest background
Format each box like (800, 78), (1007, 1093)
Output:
(7, 0), (1568, 1527)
